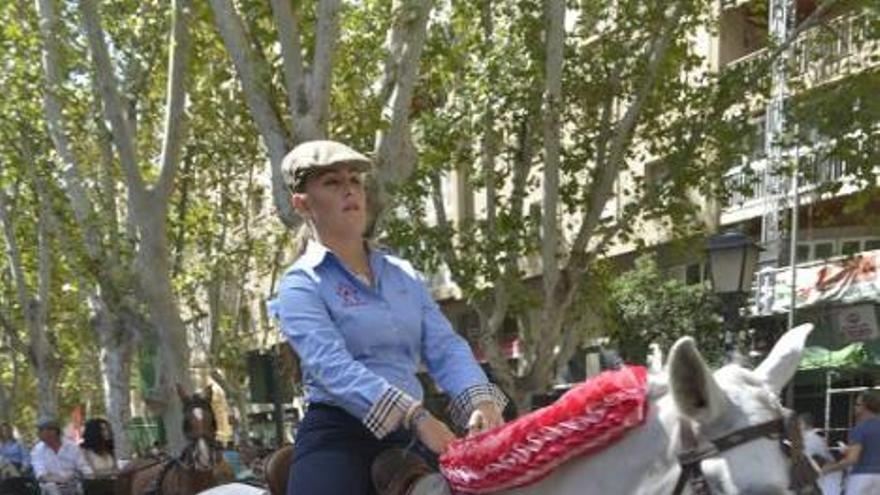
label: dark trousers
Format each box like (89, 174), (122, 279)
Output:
(287, 403), (436, 495)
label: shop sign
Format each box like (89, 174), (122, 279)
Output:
(838, 304), (879, 342)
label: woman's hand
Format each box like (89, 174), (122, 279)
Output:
(467, 401), (504, 435)
(414, 414), (457, 455)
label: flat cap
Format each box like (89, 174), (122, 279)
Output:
(281, 140), (372, 192)
(36, 418), (61, 431)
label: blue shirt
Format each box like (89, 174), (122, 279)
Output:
(0, 439), (29, 468)
(270, 240), (504, 438)
(851, 416), (880, 474)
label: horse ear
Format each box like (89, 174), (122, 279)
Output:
(176, 383), (188, 402)
(647, 343), (664, 375)
(754, 323), (813, 394)
(668, 337), (727, 423)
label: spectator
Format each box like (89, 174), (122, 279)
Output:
(30, 418), (91, 495)
(822, 391), (880, 495)
(80, 419), (117, 478)
(0, 422), (29, 476)
(221, 441), (245, 479)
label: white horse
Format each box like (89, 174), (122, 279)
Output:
(496, 323), (816, 495)
(199, 323), (816, 495)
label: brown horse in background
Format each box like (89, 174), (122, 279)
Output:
(121, 385), (234, 494)
(262, 444), (292, 495)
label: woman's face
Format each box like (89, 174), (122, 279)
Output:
(0, 424), (11, 439)
(294, 165), (367, 239)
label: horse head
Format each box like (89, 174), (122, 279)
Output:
(177, 384), (221, 472)
(666, 323), (817, 494)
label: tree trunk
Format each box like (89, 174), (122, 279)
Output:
(0, 187), (59, 421)
(137, 217), (192, 452)
(33, 353), (59, 421)
(94, 302), (135, 459)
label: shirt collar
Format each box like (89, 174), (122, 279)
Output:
(296, 239), (385, 272)
(296, 239), (332, 269)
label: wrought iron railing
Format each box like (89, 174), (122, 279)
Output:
(725, 11), (879, 90)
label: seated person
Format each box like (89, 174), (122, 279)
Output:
(0, 422), (29, 477)
(31, 419), (92, 495)
(220, 442), (246, 480)
(79, 419), (117, 478)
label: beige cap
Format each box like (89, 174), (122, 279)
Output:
(281, 140), (372, 192)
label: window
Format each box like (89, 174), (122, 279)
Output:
(795, 241), (836, 262)
(796, 245), (811, 263)
(671, 262), (708, 286)
(814, 242), (834, 259)
(842, 240), (861, 256)
(840, 238), (880, 256)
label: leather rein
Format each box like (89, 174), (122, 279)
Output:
(672, 408), (819, 494)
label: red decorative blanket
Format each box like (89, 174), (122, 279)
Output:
(440, 366), (649, 494)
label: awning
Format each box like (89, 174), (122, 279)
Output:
(755, 250), (880, 315)
(798, 343), (880, 371)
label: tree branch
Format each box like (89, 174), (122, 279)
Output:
(429, 172), (459, 270)
(80, 0), (145, 204)
(268, 0), (307, 133)
(35, 0), (105, 259)
(209, 0), (296, 226)
(154, 0), (193, 204)
(569, 8), (679, 267)
(310, 0), (342, 138)
(0, 310), (28, 356)
(373, 0), (432, 211)
(541, 0), (565, 298)
(0, 188), (30, 312)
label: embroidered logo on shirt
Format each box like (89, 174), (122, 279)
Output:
(336, 281), (366, 307)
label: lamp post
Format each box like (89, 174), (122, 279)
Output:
(706, 231), (761, 362)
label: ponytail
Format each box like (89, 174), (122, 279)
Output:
(291, 222), (314, 259)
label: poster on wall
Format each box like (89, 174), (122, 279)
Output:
(837, 304), (879, 343)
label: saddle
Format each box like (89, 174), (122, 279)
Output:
(265, 446), (443, 495)
(371, 449), (439, 495)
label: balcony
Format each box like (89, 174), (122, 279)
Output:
(722, 149), (862, 225)
(726, 11), (879, 93)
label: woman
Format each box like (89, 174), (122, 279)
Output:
(271, 140), (507, 494)
(79, 419), (117, 478)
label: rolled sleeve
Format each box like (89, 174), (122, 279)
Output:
(418, 282), (508, 428)
(276, 272), (414, 438)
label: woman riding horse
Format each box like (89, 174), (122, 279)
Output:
(269, 140), (508, 494)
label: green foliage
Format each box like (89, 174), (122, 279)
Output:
(602, 255), (724, 365)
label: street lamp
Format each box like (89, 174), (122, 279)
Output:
(706, 231), (761, 362)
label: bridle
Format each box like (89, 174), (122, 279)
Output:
(672, 407), (819, 495)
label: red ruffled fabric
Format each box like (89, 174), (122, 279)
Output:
(439, 366), (648, 494)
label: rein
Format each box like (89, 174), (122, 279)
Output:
(144, 440), (224, 495)
(672, 408), (818, 494)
